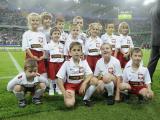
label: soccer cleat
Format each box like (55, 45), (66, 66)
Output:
(19, 99), (27, 108)
(138, 95), (144, 104)
(56, 89), (62, 95)
(49, 89), (55, 96)
(106, 96), (115, 105)
(120, 91), (130, 104)
(83, 100), (92, 107)
(32, 98), (42, 105)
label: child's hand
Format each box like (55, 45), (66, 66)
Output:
(65, 91), (72, 98)
(39, 56), (45, 60)
(33, 56), (39, 61)
(79, 82), (87, 95)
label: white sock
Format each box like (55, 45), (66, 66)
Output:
(83, 85), (96, 100)
(33, 88), (45, 98)
(13, 91), (25, 100)
(104, 81), (114, 96)
(49, 80), (54, 90)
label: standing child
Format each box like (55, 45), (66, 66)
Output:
(55, 15), (68, 45)
(73, 16), (87, 44)
(40, 12), (52, 43)
(120, 48), (154, 103)
(85, 22), (103, 72)
(7, 59), (47, 108)
(101, 23), (118, 56)
(22, 13), (47, 76)
(45, 27), (64, 95)
(56, 42), (93, 108)
(115, 22), (134, 68)
(83, 43), (122, 106)
(64, 23), (84, 58)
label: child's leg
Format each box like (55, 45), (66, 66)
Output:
(139, 88), (154, 100)
(13, 85), (26, 107)
(54, 78), (62, 94)
(49, 79), (55, 95)
(13, 85), (25, 101)
(32, 82), (46, 104)
(64, 90), (75, 108)
(83, 77), (98, 101)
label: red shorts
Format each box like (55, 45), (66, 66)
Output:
(129, 81), (147, 95)
(26, 49), (46, 74)
(86, 55), (101, 72)
(64, 82), (82, 92)
(48, 62), (63, 80)
(117, 52), (129, 68)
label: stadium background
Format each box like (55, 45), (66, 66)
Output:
(0, 0), (154, 48)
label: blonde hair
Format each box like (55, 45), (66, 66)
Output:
(73, 16), (83, 24)
(87, 22), (102, 36)
(24, 58), (38, 71)
(118, 22), (130, 34)
(40, 12), (52, 24)
(27, 12), (41, 29)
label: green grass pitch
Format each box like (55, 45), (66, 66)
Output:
(0, 48), (160, 120)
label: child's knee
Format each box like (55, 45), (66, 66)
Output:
(119, 83), (131, 91)
(37, 82), (46, 89)
(64, 99), (75, 108)
(13, 85), (23, 92)
(90, 77), (98, 85)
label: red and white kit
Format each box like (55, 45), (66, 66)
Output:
(123, 66), (151, 94)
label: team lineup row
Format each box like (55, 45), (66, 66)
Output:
(7, 12), (153, 108)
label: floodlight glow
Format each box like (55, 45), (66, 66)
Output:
(143, 0), (156, 6)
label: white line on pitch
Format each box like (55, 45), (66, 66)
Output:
(0, 76), (14, 80)
(7, 49), (22, 72)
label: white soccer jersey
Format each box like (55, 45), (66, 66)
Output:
(64, 36), (84, 56)
(79, 32), (87, 44)
(123, 66), (151, 84)
(44, 41), (64, 63)
(22, 30), (47, 51)
(38, 26), (51, 43)
(85, 36), (103, 56)
(101, 33), (118, 50)
(59, 31), (69, 44)
(94, 56), (122, 77)
(56, 58), (92, 84)
(117, 34), (134, 53)
(7, 72), (48, 91)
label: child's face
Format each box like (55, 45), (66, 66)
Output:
(25, 67), (38, 79)
(106, 24), (114, 35)
(56, 21), (64, 30)
(75, 19), (83, 29)
(131, 52), (142, 66)
(90, 26), (99, 37)
(30, 17), (40, 30)
(101, 44), (112, 58)
(120, 24), (129, 35)
(51, 31), (61, 42)
(69, 45), (82, 60)
(43, 16), (52, 27)
(71, 27), (80, 38)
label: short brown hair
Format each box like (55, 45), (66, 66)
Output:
(130, 47), (143, 56)
(50, 27), (61, 36)
(69, 42), (82, 51)
(40, 12), (52, 24)
(24, 58), (38, 71)
(55, 16), (65, 24)
(100, 43), (112, 50)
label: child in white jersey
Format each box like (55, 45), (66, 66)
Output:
(115, 22), (134, 68)
(7, 59), (47, 108)
(55, 16), (68, 45)
(85, 22), (103, 72)
(45, 27), (64, 95)
(56, 42), (93, 108)
(120, 48), (154, 103)
(83, 43), (122, 106)
(101, 23), (118, 56)
(22, 13), (47, 76)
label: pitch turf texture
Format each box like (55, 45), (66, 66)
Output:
(0, 48), (160, 120)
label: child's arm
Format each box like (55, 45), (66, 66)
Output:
(26, 49), (39, 60)
(79, 74), (93, 94)
(7, 76), (19, 91)
(39, 51), (45, 60)
(56, 78), (65, 95)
